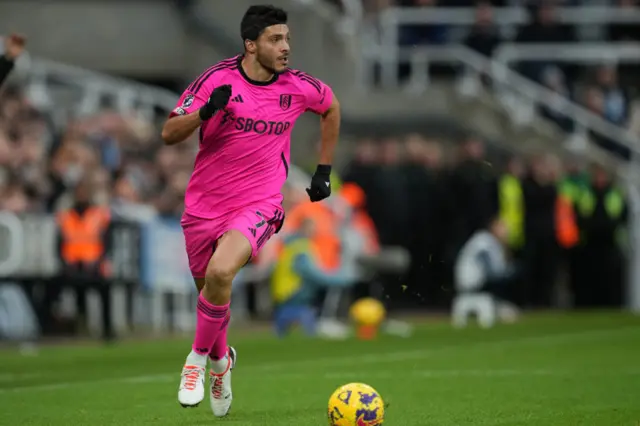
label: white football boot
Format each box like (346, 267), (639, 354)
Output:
(209, 346), (237, 417)
(178, 363), (206, 407)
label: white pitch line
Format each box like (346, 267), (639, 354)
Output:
(0, 326), (637, 394)
(327, 369), (640, 379)
(2, 368), (638, 395)
(251, 325), (640, 372)
(0, 373), (41, 382)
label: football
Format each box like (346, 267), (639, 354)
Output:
(349, 298), (387, 339)
(327, 382), (385, 426)
(349, 298), (386, 326)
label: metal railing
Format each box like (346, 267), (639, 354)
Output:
(491, 42), (640, 164)
(14, 51), (178, 124)
(379, 6), (640, 27)
(495, 43), (640, 66)
(373, 6), (640, 86)
(292, 0), (362, 35)
(361, 44), (639, 159)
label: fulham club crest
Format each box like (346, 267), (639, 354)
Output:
(279, 94), (292, 111)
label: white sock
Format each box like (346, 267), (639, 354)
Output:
(186, 350), (208, 368)
(210, 354), (229, 374)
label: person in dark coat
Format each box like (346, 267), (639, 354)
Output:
(521, 154), (561, 308)
(0, 34), (26, 87)
(576, 165), (627, 308)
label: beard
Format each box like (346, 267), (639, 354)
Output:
(256, 50), (282, 74)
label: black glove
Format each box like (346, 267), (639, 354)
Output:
(199, 84), (232, 121)
(306, 165), (332, 202)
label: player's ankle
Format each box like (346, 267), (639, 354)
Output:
(209, 354), (229, 374)
(186, 350), (208, 367)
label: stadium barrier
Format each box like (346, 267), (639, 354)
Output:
(0, 212), (257, 339)
(0, 214), (140, 341)
(0, 209), (412, 341)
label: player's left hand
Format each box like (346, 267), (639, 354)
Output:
(3, 34), (26, 60)
(199, 84), (232, 121)
(306, 165), (332, 202)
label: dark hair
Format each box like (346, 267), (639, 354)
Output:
(240, 5), (288, 42)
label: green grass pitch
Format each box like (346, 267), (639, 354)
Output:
(0, 311), (639, 425)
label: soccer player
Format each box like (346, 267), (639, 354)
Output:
(160, 4), (340, 416)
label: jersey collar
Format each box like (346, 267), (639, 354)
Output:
(237, 55), (279, 86)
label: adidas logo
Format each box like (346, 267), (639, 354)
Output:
(231, 94), (244, 103)
(248, 227), (256, 237)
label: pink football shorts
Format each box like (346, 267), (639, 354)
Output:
(181, 199), (284, 278)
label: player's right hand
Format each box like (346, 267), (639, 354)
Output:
(199, 84), (232, 121)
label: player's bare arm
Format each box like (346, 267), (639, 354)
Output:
(306, 95), (340, 202)
(161, 111), (202, 146)
(319, 95), (341, 165)
(161, 84), (232, 146)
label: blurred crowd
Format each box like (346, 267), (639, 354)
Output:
(340, 135), (628, 309)
(0, 86), (198, 220)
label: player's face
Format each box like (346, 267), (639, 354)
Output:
(256, 24), (290, 74)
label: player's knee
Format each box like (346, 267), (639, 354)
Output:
(205, 262), (236, 286)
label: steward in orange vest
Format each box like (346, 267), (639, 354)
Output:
(57, 183), (111, 276)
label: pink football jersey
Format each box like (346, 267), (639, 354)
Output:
(170, 55), (334, 219)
